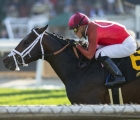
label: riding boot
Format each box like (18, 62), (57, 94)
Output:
(98, 56), (126, 86)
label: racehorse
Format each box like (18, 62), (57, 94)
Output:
(3, 25), (140, 104)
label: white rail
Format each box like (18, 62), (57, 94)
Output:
(0, 105), (140, 120)
(0, 39), (20, 52)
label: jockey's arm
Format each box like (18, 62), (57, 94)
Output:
(76, 26), (98, 60)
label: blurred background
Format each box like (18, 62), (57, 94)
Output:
(0, 0), (139, 77)
(0, 0), (139, 105)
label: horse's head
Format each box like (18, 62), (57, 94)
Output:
(3, 25), (48, 71)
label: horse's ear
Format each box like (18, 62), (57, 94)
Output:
(44, 24), (48, 30)
(40, 24), (48, 33)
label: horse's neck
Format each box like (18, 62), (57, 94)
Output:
(42, 35), (77, 85)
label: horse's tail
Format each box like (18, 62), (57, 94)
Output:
(128, 29), (139, 48)
(136, 40), (140, 48)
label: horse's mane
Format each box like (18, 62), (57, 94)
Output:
(46, 32), (68, 45)
(46, 32), (89, 49)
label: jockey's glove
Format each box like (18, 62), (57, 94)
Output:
(68, 40), (77, 47)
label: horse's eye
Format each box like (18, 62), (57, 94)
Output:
(24, 41), (29, 44)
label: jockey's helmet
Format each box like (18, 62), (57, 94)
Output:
(68, 12), (89, 30)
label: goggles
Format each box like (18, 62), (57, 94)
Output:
(72, 27), (78, 33)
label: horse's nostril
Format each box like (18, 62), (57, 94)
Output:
(4, 58), (9, 63)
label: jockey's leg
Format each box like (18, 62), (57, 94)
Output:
(95, 36), (136, 58)
(95, 36), (136, 86)
(97, 55), (125, 86)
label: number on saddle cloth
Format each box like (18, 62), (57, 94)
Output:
(129, 48), (140, 80)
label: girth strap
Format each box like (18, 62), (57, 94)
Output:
(72, 47), (79, 58)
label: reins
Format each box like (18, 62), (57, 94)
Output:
(54, 44), (70, 55)
(26, 43), (70, 57)
(25, 44), (79, 58)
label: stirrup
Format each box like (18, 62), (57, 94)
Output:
(105, 77), (125, 86)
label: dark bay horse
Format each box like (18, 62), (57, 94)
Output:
(3, 25), (140, 104)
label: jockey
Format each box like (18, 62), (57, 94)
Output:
(68, 12), (137, 86)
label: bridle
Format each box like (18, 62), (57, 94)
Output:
(8, 29), (72, 71)
(8, 29), (46, 71)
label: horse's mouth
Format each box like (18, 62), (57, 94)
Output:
(3, 62), (16, 71)
(3, 57), (18, 71)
